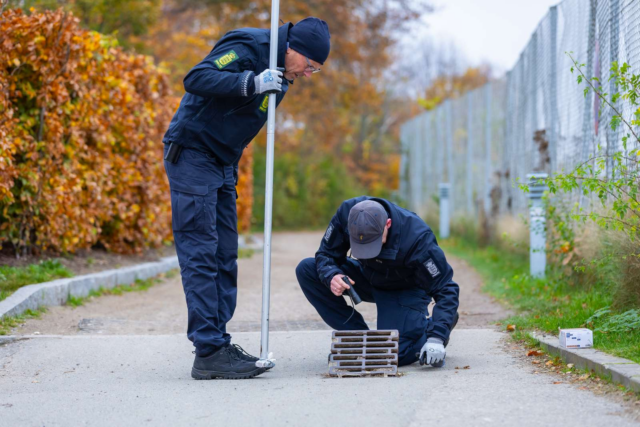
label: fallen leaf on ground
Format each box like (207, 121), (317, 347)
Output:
(527, 350), (543, 357)
(567, 364), (574, 369)
(545, 360), (554, 366)
(553, 381), (562, 384)
(506, 324), (516, 332)
(579, 374), (590, 380)
(532, 360), (540, 365)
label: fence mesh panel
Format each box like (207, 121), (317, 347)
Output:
(399, 0), (640, 221)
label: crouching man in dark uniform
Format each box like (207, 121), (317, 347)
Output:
(163, 17), (331, 380)
(296, 197), (460, 367)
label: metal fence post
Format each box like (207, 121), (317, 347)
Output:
(411, 119), (422, 212)
(548, 6), (558, 174)
(399, 124), (408, 202)
(607, 0), (621, 179)
(439, 183), (451, 239)
(527, 173), (548, 277)
(446, 100), (454, 216)
(466, 92), (473, 214)
(484, 83), (492, 215)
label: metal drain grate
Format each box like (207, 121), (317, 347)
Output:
(328, 330), (399, 378)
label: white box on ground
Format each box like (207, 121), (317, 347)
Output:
(559, 328), (593, 349)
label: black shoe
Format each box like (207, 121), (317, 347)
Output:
(228, 344), (273, 370)
(191, 346), (266, 380)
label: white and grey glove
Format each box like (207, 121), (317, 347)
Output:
(254, 68), (283, 94)
(419, 337), (446, 366)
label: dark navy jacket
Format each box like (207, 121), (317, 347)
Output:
(315, 196), (460, 342)
(163, 24), (292, 166)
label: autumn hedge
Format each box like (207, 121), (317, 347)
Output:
(0, 8), (178, 255)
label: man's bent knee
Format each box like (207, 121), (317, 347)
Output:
(295, 257), (317, 285)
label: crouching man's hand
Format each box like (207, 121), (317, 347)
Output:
(419, 338), (445, 366)
(329, 275), (353, 297)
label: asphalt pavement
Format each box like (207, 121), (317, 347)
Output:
(1, 330), (637, 426)
(1, 232), (638, 426)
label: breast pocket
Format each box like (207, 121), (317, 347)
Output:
(170, 181), (208, 232)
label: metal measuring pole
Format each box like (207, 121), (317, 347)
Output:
(255, 0), (280, 370)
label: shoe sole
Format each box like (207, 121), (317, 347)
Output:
(191, 367), (266, 380)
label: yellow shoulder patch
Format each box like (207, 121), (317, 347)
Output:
(214, 50), (239, 69)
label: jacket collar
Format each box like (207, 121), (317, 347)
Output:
(370, 197), (401, 260)
(277, 23), (293, 68)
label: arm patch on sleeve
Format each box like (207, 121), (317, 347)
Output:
(214, 50), (239, 69)
(324, 224), (334, 243)
(424, 259), (441, 278)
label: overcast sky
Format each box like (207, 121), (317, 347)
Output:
(413, 0), (561, 73)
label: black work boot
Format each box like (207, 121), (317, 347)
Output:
(191, 345), (266, 380)
(228, 344), (273, 370)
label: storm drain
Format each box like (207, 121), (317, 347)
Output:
(328, 330), (399, 378)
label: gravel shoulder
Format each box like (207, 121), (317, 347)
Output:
(15, 232), (509, 335)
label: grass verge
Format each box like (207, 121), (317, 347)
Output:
(66, 273), (174, 307)
(0, 307), (48, 336)
(440, 238), (640, 364)
(0, 269), (178, 334)
(0, 260), (73, 301)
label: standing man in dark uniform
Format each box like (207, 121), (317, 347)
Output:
(163, 17), (331, 380)
(296, 197), (460, 367)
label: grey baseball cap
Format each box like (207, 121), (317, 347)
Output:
(348, 200), (389, 259)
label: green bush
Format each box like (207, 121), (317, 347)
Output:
(252, 150), (366, 230)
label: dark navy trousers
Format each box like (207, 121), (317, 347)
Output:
(296, 257), (431, 366)
(164, 146), (238, 357)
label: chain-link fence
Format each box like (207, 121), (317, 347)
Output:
(399, 0), (640, 222)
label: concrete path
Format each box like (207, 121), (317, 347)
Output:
(1, 331), (637, 427)
(1, 232), (638, 426)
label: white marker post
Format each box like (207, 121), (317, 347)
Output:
(255, 0), (280, 369)
(527, 173), (548, 278)
(438, 183), (451, 239)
